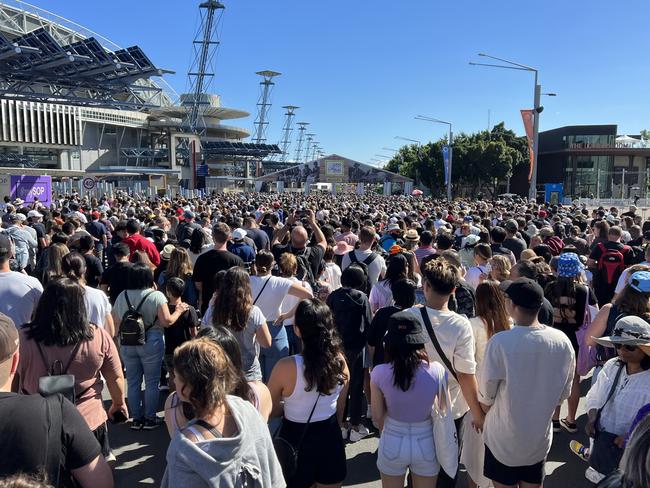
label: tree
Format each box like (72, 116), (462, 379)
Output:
(386, 122), (528, 196)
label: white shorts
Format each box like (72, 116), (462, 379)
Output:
(377, 416), (440, 478)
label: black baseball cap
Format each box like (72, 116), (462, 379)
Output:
(384, 311), (428, 346)
(500, 278), (544, 309)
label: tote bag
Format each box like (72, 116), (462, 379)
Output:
(576, 304), (599, 376)
(432, 372), (459, 476)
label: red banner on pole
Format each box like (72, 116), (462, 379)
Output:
(520, 109), (535, 182)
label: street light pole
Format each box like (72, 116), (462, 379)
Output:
(415, 116), (453, 201)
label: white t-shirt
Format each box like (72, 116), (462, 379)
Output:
(84, 285), (111, 329)
(280, 277), (313, 326)
(464, 264), (490, 291)
(405, 306), (476, 419)
(615, 262), (650, 294)
(319, 262), (342, 291)
(0, 271), (43, 327)
(480, 325), (574, 466)
(249, 275), (293, 321)
(341, 249), (386, 287)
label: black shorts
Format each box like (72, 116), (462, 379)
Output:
(93, 422), (111, 458)
(278, 414), (346, 488)
(484, 444), (545, 486)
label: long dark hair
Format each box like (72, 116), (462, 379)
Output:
(27, 278), (94, 346)
(384, 340), (428, 391)
(197, 326), (254, 403)
(189, 228), (207, 254)
(545, 276), (579, 323)
(294, 298), (348, 394)
(212, 267), (252, 331)
(475, 281), (511, 338)
(383, 253), (409, 288)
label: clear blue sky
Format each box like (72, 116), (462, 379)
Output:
(39, 0), (650, 163)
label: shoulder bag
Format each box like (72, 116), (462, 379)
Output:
(273, 393), (320, 481)
(36, 341), (83, 405)
(419, 307), (458, 381)
(589, 362), (626, 475)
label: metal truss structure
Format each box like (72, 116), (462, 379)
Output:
(293, 121), (309, 162)
(0, 1), (176, 109)
(252, 70), (280, 143)
(278, 105), (298, 162)
(182, 0), (225, 135)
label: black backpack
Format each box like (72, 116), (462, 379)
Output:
(347, 251), (378, 295)
(120, 291), (154, 346)
(294, 250), (319, 293)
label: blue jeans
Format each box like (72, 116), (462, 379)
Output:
(121, 329), (165, 421)
(285, 324), (302, 356)
(260, 322), (289, 382)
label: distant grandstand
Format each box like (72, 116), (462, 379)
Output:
(0, 0), (278, 190)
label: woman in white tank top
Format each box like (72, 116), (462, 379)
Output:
(268, 298), (350, 488)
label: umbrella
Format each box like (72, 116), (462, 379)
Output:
(411, 189), (423, 196)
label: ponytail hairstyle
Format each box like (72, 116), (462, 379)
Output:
(61, 252), (87, 284)
(294, 298), (347, 394)
(253, 250), (274, 276)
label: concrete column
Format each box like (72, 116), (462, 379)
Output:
(276, 180), (284, 193)
(404, 181), (413, 195)
(383, 181), (392, 196)
(356, 182), (364, 195)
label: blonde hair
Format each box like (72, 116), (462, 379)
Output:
(167, 247), (193, 278)
(489, 255), (511, 282)
(279, 253), (298, 277)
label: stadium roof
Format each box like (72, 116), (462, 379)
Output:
(0, 1), (175, 109)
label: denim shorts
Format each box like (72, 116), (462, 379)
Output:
(377, 416), (439, 477)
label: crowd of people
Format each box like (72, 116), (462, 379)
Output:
(0, 190), (649, 488)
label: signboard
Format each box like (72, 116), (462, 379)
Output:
(196, 163), (210, 177)
(442, 146), (450, 185)
(9, 175), (52, 208)
(82, 177), (96, 190)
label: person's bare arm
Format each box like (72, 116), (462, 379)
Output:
(307, 210), (327, 251)
(256, 322), (272, 348)
(272, 214), (296, 247)
(586, 304), (611, 347)
(194, 281), (203, 311)
(157, 302), (189, 328)
(103, 313), (115, 338)
(336, 358), (350, 426)
(288, 282), (313, 299)
(370, 381), (385, 430)
(267, 358), (294, 418)
(105, 375), (128, 421)
(71, 455), (114, 488)
(457, 372), (485, 431)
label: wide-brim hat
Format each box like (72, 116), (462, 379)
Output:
(334, 240), (354, 256)
(404, 229), (419, 241)
(593, 316), (650, 348)
(386, 223), (401, 232)
(161, 244), (175, 260)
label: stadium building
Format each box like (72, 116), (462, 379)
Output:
(0, 0), (278, 191)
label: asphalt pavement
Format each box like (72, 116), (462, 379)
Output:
(109, 379), (595, 487)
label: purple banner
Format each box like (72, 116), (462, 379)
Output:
(10, 175), (52, 208)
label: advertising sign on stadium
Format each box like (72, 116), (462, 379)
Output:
(8, 175), (52, 207)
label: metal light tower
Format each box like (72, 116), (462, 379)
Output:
(279, 105), (299, 162)
(253, 70), (281, 143)
(183, 0), (225, 135)
(304, 133), (316, 163)
(294, 122), (309, 162)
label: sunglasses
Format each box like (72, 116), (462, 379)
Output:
(614, 343), (638, 352)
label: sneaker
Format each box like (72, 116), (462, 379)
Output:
(570, 440), (590, 462)
(142, 417), (164, 430)
(341, 427), (349, 440)
(552, 420), (561, 433)
(349, 425), (370, 442)
(561, 418), (578, 433)
(105, 450), (117, 464)
(585, 467), (605, 484)
(130, 418), (144, 431)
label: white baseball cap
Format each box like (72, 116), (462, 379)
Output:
(27, 210), (43, 218)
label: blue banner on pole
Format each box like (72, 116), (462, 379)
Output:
(442, 145), (450, 185)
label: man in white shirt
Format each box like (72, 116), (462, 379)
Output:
(0, 234), (43, 327)
(341, 226), (386, 287)
(480, 279), (574, 488)
(405, 259), (484, 488)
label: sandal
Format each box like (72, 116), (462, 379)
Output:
(561, 418), (578, 433)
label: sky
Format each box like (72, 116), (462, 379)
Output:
(34, 0), (650, 164)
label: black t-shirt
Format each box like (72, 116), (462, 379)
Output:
(367, 305), (400, 365)
(502, 236), (526, 261)
(545, 283), (597, 329)
(246, 228), (270, 251)
(272, 244), (325, 279)
(31, 223), (46, 249)
(84, 254), (103, 288)
(0, 393), (100, 479)
(164, 304), (199, 355)
(176, 222), (201, 243)
(101, 261), (132, 304)
(326, 287), (372, 351)
(192, 249), (244, 314)
(538, 297), (555, 327)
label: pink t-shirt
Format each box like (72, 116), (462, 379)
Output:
(371, 361), (445, 422)
(18, 326), (122, 431)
